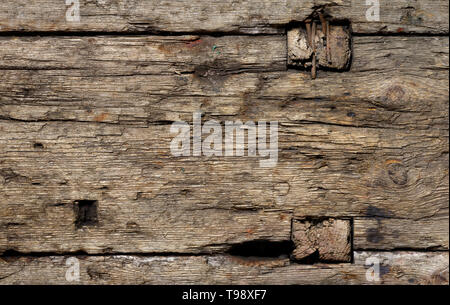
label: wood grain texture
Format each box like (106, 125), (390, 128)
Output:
(0, 1), (448, 285)
(0, 252), (447, 284)
(0, 35), (448, 254)
(0, 35), (447, 76)
(0, 0), (448, 34)
(0, 187), (292, 254)
(0, 35), (287, 74)
(354, 214), (449, 250)
(292, 218), (351, 262)
(0, 36), (447, 126)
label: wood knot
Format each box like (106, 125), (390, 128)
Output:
(387, 163), (408, 185)
(126, 221), (141, 233)
(384, 85), (407, 108)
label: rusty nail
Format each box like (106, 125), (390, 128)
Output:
(319, 13), (327, 36)
(312, 53), (317, 79)
(327, 22), (331, 63)
(326, 21), (330, 62)
(312, 21), (316, 53)
(311, 21), (317, 79)
(305, 20), (312, 47)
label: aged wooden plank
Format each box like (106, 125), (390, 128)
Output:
(0, 36), (447, 127)
(354, 214), (449, 250)
(0, 115), (447, 254)
(0, 0), (448, 34)
(0, 36), (448, 253)
(354, 251), (449, 285)
(0, 64), (447, 126)
(0, 252), (447, 284)
(352, 36), (449, 72)
(0, 35), (287, 74)
(0, 36), (447, 73)
(0, 184), (292, 254)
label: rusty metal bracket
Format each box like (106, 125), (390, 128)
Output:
(288, 13), (351, 79)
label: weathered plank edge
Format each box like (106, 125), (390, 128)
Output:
(0, 0), (448, 34)
(0, 251), (447, 285)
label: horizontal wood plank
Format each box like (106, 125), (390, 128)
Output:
(0, 114), (447, 253)
(0, 189), (292, 254)
(354, 214), (449, 250)
(0, 34), (448, 253)
(0, 0), (448, 285)
(0, 35), (287, 74)
(0, 252), (447, 284)
(0, 36), (447, 76)
(0, 0), (448, 34)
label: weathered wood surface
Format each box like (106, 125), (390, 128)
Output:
(0, 35), (448, 254)
(292, 219), (351, 262)
(0, 0), (448, 34)
(0, 35), (447, 79)
(0, 1), (448, 285)
(0, 35), (287, 74)
(354, 214), (449, 250)
(0, 252), (447, 285)
(0, 109), (447, 252)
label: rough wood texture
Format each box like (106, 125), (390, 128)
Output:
(354, 214), (449, 250)
(0, 35), (287, 74)
(0, 36), (448, 254)
(0, 1), (448, 285)
(0, 36), (447, 77)
(0, 192), (292, 254)
(0, 0), (448, 34)
(288, 23), (352, 70)
(0, 252), (447, 285)
(353, 251), (449, 285)
(292, 218), (351, 262)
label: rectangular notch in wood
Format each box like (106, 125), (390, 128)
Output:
(74, 200), (98, 229)
(292, 218), (351, 262)
(288, 14), (351, 78)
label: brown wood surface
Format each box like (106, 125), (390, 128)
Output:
(0, 0), (448, 34)
(0, 252), (448, 285)
(0, 0), (448, 285)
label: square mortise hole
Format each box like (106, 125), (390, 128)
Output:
(287, 19), (351, 71)
(74, 200), (98, 228)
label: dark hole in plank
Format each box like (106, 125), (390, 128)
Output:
(74, 200), (98, 228)
(227, 240), (294, 257)
(291, 249), (321, 264)
(33, 142), (44, 149)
